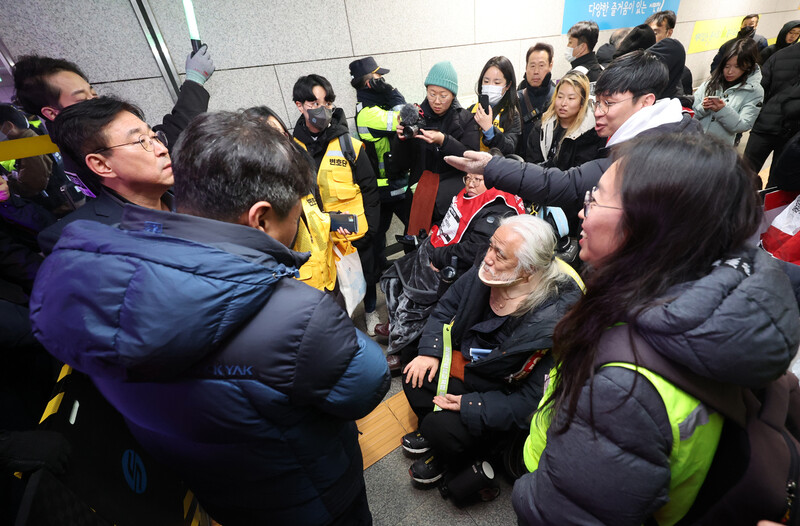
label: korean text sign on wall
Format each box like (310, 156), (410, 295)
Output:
(562, 0), (682, 33)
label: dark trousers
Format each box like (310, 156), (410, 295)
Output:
(744, 131), (790, 182)
(329, 482), (372, 526)
(403, 373), (487, 469)
(374, 198), (410, 267)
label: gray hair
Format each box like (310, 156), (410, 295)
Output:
(500, 214), (570, 316)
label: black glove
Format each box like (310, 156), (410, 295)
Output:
(368, 77), (393, 93)
(0, 430), (71, 475)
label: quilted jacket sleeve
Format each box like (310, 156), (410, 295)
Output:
(512, 366), (673, 525)
(293, 293), (390, 420)
(484, 155), (609, 209)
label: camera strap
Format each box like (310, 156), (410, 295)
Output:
(433, 321), (454, 412)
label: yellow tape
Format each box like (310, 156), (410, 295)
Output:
(687, 16), (746, 54)
(39, 392), (64, 424)
(183, 490), (193, 517)
(57, 364), (73, 382)
(0, 134), (60, 162)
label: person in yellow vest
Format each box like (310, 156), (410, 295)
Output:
(242, 106), (346, 306)
(511, 133), (799, 525)
(291, 75), (380, 326)
(468, 56), (522, 156)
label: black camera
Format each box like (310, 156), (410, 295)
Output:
(400, 117), (426, 139)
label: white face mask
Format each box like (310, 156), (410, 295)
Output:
(481, 84), (505, 106)
(564, 46), (577, 63)
(478, 260), (525, 288)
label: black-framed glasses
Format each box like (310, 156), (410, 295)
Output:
(593, 96), (634, 116)
(93, 130), (168, 154)
(583, 186), (622, 217)
(463, 175), (483, 186)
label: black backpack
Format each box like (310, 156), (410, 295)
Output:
(596, 325), (800, 526)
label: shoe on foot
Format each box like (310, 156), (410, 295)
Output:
(402, 430), (431, 455)
(409, 453), (445, 484)
(373, 321), (390, 338)
(387, 354), (402, 375)
(365, 311), (381, 336)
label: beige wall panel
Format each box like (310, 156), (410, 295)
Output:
(97, 78), (176, 129)
(475, 0), (566, 43)
(149, 0), (354, 72)
(0, 0), (161, 82)
(346, 0), (475, 55)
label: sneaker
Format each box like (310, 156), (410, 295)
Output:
(365, 311), (381, 336)
(409, 453), (445, 484)
(402, 430), (431, 455)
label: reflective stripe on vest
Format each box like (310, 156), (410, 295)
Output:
(523, 364), (723, 526)
(294, 136), (368, 242)
(433, 322), (454, 412)
(292, 194), (338, 291)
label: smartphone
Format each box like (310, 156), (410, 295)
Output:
(479, 94), (490, 114)
(706, 96), (721, 100)
(329, 212), (358, 232)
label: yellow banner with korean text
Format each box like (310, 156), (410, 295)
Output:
(687, 16), (746, 54)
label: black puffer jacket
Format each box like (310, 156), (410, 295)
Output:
(512, 248), (800, 525)
(484, 104), (701, 211)
(568, 53), (604, 82)
(418, 266), (582, 434)
(752, 43), (800, 137)
(394, 99), (480, 222)
(517, 74), (557, 158)
(761, 21), (800, 64)
(468, 102), (522, 155)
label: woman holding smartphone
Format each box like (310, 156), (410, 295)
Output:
(693, 38), (764, 145)
(468, 56), (522, 156)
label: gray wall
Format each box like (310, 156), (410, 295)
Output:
(2, 0), (797, 130)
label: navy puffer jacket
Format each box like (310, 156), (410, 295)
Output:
(512, 248), (799, 525)
(30, 207), (390, 526)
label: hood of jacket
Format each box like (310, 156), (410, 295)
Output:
(607, 98), (686, 147)
(29, 207), (308, 381)
(776, 20), (800, 51)
(648, 38), (686, 100)
(634, 248), (799, 388)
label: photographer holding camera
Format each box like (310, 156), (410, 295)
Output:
(394, 61), (479, 226)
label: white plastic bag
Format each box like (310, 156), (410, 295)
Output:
(333, 244), (366, 317)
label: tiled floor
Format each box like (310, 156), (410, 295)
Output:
(362, 377), (519, 526)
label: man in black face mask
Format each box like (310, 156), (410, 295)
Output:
(291, 74), (381, 325)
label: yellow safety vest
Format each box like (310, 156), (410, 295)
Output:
(525, 365), (723, 526)
(294, 136), (368, 243)
(471, 105), (505, 152)
(292, 194), (339, 291)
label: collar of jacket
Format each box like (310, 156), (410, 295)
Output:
(571, 52), (598, 69)
(119, 205), (309, 269)
(420, 98), (463, 122)
(100, 186), (175, 216)
(356, 88), (391, 108)
(293, 107), (350, 156)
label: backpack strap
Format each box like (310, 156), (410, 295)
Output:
(338, 133), (357, 170)
(595, 325), (747, 427)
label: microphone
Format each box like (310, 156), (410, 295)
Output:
(399, 103), (421, 125)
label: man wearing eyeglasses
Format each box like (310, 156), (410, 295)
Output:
(445, 50), (701, 225)
(37, 97), (174, 254)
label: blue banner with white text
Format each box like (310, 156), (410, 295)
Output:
(562, 0), (682, 33)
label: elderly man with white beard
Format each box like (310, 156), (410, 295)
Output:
(397, 214), (583, 490)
